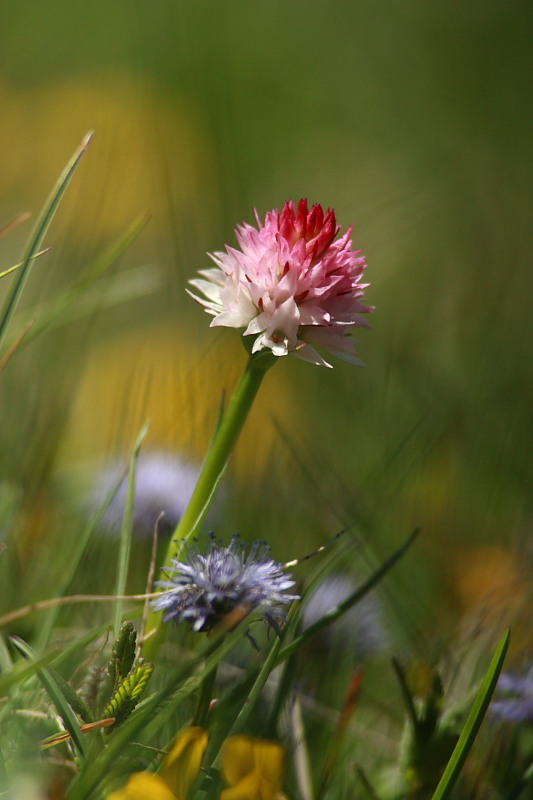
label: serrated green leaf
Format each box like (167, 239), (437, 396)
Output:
(107, 621), (137, 686)
(103, 661), (154, 729)
(68, 623), (244, 800)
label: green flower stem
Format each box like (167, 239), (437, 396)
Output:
(143, 349), (276, 659)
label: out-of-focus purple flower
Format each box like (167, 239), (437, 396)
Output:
(152, 534), (299, 632)
(302, 573), (388, 659)
(91, 451), (201, 537)
(490, 667), (533, 723)
(188, 199), (372, 368)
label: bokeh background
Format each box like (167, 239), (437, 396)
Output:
(1, 0), (532, 668)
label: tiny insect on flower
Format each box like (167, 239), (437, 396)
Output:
(188, 199), (372, 368)
(151, 534), (299, 633)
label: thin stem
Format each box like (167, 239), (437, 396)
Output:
(193, 661), (219, 728)
(143, 350), (276, 658)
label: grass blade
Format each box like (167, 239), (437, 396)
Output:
(0, 248), (49, 280)
(0, 645), (62, 695)
(431, 629), (510, 800)
(69, 625), (245, 799)
(17, 211), (153, 346)
(276, 529), (419, 664)
(0, 132), (92, 349)
(36, 461), (137, 649)
(9, 636), (86, 758)
(114, 421), (151, 639)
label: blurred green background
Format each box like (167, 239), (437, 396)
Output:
(1, 0), (532, 657)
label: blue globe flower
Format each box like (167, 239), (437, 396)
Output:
(152, 534), (298, 632)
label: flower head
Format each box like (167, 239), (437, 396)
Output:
(220, 735), (288, 800)
(91, 451), (201, 537)
(189, 199), (372, 367)
(107, 727), (208, 800)
(302, 573), (388, 659)
(490, 667), (533, 723)
(152, 534), (298, 632)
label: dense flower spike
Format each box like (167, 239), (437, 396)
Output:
(189, 199), (372, 367)
(152, 534), (298, 632)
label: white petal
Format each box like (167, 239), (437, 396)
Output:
(292, 342), (333, 368)
(185, 288), (221, 315)
(188, 278), (225, 305)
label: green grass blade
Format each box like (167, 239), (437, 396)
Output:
(0, 249), (49, 280)
(9, 636), (86, 758)
(355, 765), (382, 800)
(0, 739), (7, 792)
(0, 132), (92, 349)
(391, 656), (420, 733)
(228, 623), (285, 736)
(114, 421), (151, 639)
(25, 264), (159, 344)
(276, 529), (419, 664)
(0, 645), (61, 694)
(37, 464), (136, 650)
(17, 211), (153, 346)
(0, 633), (13, 672)
(431, 629), (510, 800)
(0, 621), (109, 695)
(69, 626), (245, 799)
(75, 210), (151, 285)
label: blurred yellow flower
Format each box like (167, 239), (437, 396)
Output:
(107, 772), (176, 800)
(0, 74), (214, 245)
(221, 735), (289, 800)
(107, 726), (208, 800)
(58, 321), (297, 483)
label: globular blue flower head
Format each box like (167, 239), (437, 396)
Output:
(152, 533), (299, 632)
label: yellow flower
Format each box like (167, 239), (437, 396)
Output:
(107, 726), (208, 800)
(220, 735), (289, 800)
(57, 321), (298, 482)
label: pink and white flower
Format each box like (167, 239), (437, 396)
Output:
(188, 199), (372, 367)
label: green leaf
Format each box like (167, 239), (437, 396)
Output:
(0, 644), (61, 694)
(276, 529), (419, 664)
(430, 629), (510, 800)
(48, 665), (93, 724)
(391, 657), (420, 734)
(36, 461), (145, 650)
(16, 212), (153, 347)
(69, 624), (244, 799)
(113, 420), (151, 639)
(0, 132), (92, 350)
(0, 248), (49, 280)
(355, 765), (382, 800)
(9, 636), (87, 758)
(103, 660), (154, 729)
(108, 621), (137, 686)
